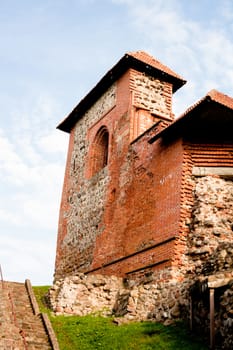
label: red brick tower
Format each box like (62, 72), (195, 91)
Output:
(54, 51), (186, 280)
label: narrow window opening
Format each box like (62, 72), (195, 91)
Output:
(90, 126), (109, 176)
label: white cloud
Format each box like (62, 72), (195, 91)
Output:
(0, 208), (22, 226)
(219, 0), (233, 22)
(0, 131), (22, 165)
(0, 89), (68, 283)
(1, 235), (55, 285)
(114, 0), (233, 114)
(0, 137), (64, 229)
(39, 130), (68, 154)
(0, 130), (63, 186)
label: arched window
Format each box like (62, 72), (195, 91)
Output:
(90, 126), (109, 176)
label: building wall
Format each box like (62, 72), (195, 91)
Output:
(55, 83), (117, 278)
(54, 69), (176, 280)
(174, 142), (233, 270)
(182, 143), (233, 276)
(91, 135), (183, 277)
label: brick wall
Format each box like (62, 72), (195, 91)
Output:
(54, 69), (177, 280)
(86, 86), (182, 277)
(129, 69), (173, 141)
(174, 141), (233, 269)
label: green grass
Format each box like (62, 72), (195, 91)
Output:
(33, 286), (208, 350)
(33, 285), (51, 313)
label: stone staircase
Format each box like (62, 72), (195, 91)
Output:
(0, 280), (59, 350)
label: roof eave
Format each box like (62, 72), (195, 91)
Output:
(57, 54), (186, 133)
(149, 94), (233, 144)
(148, 97), (211, 143)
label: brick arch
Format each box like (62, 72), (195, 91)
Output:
(90, 126), (109, 176)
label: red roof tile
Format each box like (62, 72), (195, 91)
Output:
(127, 51), (184, 81)
(207, 89), (233, 110)
(149, 89), (233, 143)
(57, 51), (186, 132)
(178, 89), (233, 120)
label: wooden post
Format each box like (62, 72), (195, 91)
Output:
(210, 288), (215, 349)
(0, 264), (4, 289)
(190, 296), (193, 331)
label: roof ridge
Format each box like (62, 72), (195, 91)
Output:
(126, 50), (185, 81)
(206, 89), (233, 109)
(57, 50), (186, 132)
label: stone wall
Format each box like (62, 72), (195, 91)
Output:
(187, 175), (233, 348)
(49, 270), (190, 324)
(55, 84), (116, 277)
(130, 71), (172, 120)
(187, 176), (233, 275)
(129, 70), (173, 140)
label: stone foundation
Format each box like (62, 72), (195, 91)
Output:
(49, 270), (190, 325)
(49, 269), (233, 348)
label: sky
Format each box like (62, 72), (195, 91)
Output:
(1, 0), (233, 285)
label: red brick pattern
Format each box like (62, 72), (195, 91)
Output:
(187, 143), (233, 167)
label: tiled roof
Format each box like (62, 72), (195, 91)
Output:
(149, 89), (233, 143)
(127, 51), (184, 81)
(57, 51), (186, 132)
(178, 89), (233, 120)
(207, 89), (233, 110)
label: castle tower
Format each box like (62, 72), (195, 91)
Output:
(52, 52), (233, 348)
(54, 51), (186, 280)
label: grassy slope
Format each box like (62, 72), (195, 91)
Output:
(33, 286), (208, 350)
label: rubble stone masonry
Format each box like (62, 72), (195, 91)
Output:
(55, 84), (116, 277)
(188, 176), (233, 274)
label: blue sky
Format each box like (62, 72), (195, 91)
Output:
(1, 0), (233, 285)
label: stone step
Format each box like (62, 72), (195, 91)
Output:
(0, 281), (54, 350)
